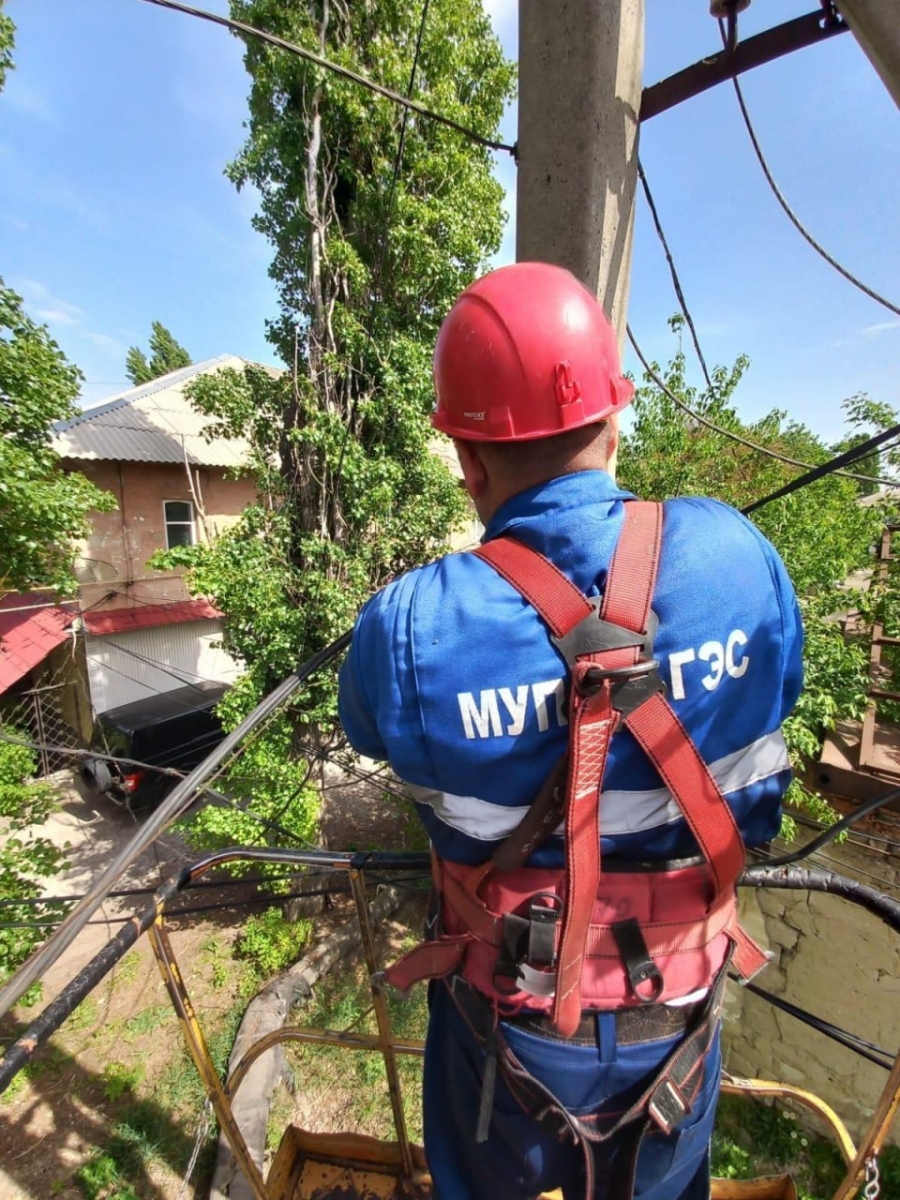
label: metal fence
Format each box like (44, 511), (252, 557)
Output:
(0, 673), (86, 776)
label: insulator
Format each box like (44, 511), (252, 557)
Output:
(709, 0), (751, 17)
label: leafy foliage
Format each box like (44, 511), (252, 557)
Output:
(155, 0), (513, 862)
(0, 0), (14, 93)
(0, 737), (69, 1000)
(0, 283), (115, 594)
(125, 320), (192, 386)
(235, 906), (312, 976)
(712, 1094), (900, 1200)
(619, 318), (898, 823)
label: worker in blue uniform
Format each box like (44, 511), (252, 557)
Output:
(338, 262), (803, 1199)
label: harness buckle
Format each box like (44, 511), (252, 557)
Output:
(551, 598), (659, 667)
(612, 917), (665, 1005)
(527, 899), (559, 968)
(579, 659), (667, 716)
(648, 1078), (688, 1136)
(493, 898), (561, 996)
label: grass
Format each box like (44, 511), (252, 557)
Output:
(123, 1004), (172, 1042)
(102, 1060), (146, 1102)
(284, 943), (428, 1145)
(110, 952), (142, 992)
(64, 995), (101, 1035)
(74, 1098), (204, 1200)
(711, 1094), (900, 1200)
(200, 934), (230, 991)
(156, 999), (245, 1114)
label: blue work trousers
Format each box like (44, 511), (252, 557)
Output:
(423, 984), (721, 1200)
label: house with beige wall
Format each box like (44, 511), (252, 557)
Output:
(50, 356), (260, 714)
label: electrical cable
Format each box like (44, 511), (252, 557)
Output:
(136, 0), (515, 156)
(634, 158), (899, 506)
(0, 728), (186, 782)
(0, 598), (79, 617)
(0, 591), (119, 618)
(785, 846), (900, 898)
(0, 874), (431, 930)
(742, 420), (900, 514)
(753, 835), (900, 899)
(86, 636), (214, 699)
(0, 708), (401, 851)
(762, 785), (900, 867)
(789, 809), (900, 857)
(0, 869), (336, 909)
(636, 159), (713, 392)
(734, 977), (894, 1072)
(626, 325), (898, 495)
(81, 644), (197, 704)
(720, 19), (900, 320)
(0, 866), (430, 914)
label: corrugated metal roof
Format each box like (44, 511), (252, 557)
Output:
(52, 356), (281, 468)
(83, 597), (222, 636)
(0, 594), (75, 694)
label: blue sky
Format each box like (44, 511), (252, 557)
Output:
(1, 0), (897, 443)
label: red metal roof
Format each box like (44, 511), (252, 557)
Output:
(0, 594), (76, 694)
(83, 597), (222, 636)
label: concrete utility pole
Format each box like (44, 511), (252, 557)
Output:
(516, 0), (645, 341)
(837, 0), (900, 111)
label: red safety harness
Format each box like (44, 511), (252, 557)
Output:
(384, 502), (768, 1031)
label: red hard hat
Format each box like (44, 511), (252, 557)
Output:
(432, 262), (634, 442)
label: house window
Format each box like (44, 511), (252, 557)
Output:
(164, 500), (195, 549)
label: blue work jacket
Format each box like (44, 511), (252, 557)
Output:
(339, 471), (803, 868)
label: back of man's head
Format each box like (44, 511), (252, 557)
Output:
(473, 420), (613, 485)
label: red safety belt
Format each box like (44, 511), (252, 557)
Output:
(474, 501), (747, 1036)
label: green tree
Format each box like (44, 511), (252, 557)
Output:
(619, 318), (898, 826)
(0, 737), (69, 1001)
(156, 0), (514, 853)
(829, 391), (900, 497)
(125, 321), (192, 385)
(0, 0), (14, 93)
(0, 283), (115, 595)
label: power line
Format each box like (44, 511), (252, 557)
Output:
(626, 325), (898, 494)
(0, 875), (430, 930)
(636, 159), (713, 392)
(721, 18), (900, 320)
(790, 810), (900, 858)
(764, 784), (900, 868)
(137, 0), (515, 156)
(88, 634), (215, 699)
(0, 727), (315, 850)
(0, 868), (339, 910)
(739, 978), (894, 1072)
(742, 420), (900, 515)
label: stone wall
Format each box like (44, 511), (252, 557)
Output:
(722, 835), (900, 1145)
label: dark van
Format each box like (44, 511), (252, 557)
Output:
(79, 680), (229, 808)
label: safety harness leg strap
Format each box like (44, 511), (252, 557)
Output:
(446, 957), (730, 1200)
